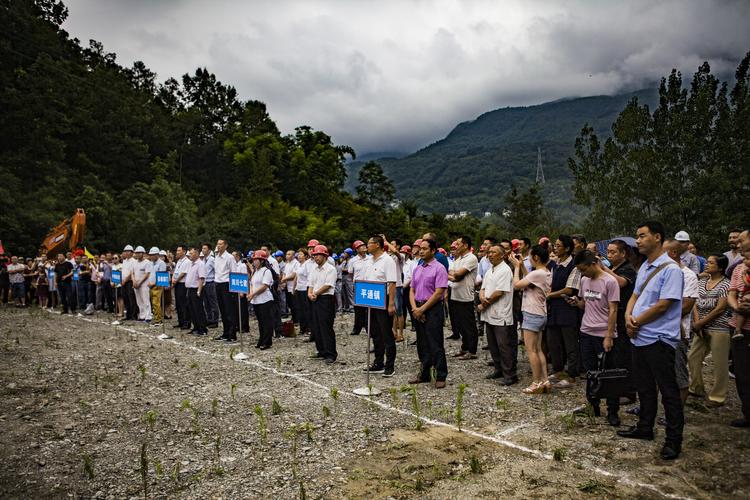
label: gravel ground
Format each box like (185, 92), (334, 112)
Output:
(0, 305), (748, 499)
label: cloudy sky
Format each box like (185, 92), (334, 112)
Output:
(63, 0), (750, 154)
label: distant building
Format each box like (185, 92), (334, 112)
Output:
(483, 211), (492, 218)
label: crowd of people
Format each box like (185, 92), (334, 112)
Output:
(1, 225), (749, 460)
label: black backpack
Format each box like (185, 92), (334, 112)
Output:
(263, 262), (280, 301)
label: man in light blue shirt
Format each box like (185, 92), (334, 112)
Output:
(619, 221), (684, 460)
(200, 243), (219, 328)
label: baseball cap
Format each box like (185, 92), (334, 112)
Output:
(675, 231), (690, 242)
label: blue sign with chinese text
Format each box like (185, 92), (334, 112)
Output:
(111, 270), (122, 285)
(156, 271), (170, 288)
(73, 268), (79, 281)
(48, 270), (55, 282)
(229, 272), (249, 293)
(354, 280), (387, 309)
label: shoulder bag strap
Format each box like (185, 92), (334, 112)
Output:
(637, 262), (671, 295)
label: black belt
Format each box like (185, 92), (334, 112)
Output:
(416, 300), (441, 307)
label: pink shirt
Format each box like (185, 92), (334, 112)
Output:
(729, 263), (750, 331)
(522, 268), (551, 316)
(578, 273), (620, 337)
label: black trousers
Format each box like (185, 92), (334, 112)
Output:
(369, 307), (396, 370)
(415, 302), (448, 381)
(614, 321), (635, 394)
(254, 301), (275, 348)
(632, 341), (684, 445)
(216, 282), (236, 338)
(286, 290), (298, 323)
(450, 300), (478, 354)
(353, 305), (368, 334)
(580, 333), (619, 412)
(123, 281), (138, 320)
(239, 295), (249, 333)
(59, 282), (75, 313)
(272, 297), (283, 335)
(486, 324), (518, 379)
(311, 295), (337, 361)
(174, 282), (190, 327)
(546, 324), (581, 377)
(295, 290), (311, 333)
(187, 288), (207, 333)
(731, 336), (750, 421)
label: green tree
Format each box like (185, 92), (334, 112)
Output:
(356, 161), (395, 208)
(503, 184), (550, 237)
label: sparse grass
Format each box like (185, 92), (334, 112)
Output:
(275, 354), (281, 370)
(139, 442), (149, 500)
(271, 397), (283, 415)
(389, 387), (399, 406)
(410, 387), (423, 430)
(577, 479), (609, 493)
(322, 405), (330, 419)
(82, 453), (94, 479)
(137, 364), (146, 382)
(211, 398), (219, 417)
(495, 398), (509, 411)
(254, 405), (267, 444)
(455, 383), (466, 432)
(143, 409), (158, 431)
(330, 387), (339, 403)
(559, 413), (578, 432)
(231, 383), (237, 399)
(229, 348), (236, 360)
(189, 361), (199, 369)
(469, 455), (482, 474)
(553, 447), (566, 461)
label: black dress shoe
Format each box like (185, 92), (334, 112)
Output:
(485, 371), (503, 380)
(499, 377), (518, 386)
(213, 335), (227, 341)
(616, 426), (654, 440)
(189, 329), (199, 335)
(660, 441), (681, 460)
(730, 418), (750, 428)
(446, 335), (460, 340)
(607, 412), (621, 427)
(206, 323), (219, 329)
(180, 325), (192, 330)
(259, 345), (271, 350)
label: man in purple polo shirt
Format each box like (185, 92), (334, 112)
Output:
(409, 238), (449, 389)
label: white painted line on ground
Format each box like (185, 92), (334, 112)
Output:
(54, 311), (692, 500)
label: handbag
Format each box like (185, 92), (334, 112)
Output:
(586, 351), (631, 401)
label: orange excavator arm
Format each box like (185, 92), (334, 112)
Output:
(41, 208), (86, 257)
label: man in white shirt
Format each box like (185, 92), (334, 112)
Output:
(665, 238), (699, 406)
(478, 244), (517, 385)
(171, 245), (192, 330)
(308, 245), (338, 363)
(281, 250), (299, 323)
(200, 243), (219, 328)
(120, 245), (139, 321)
(213, 239), (237, 341)
(185, 247), (207, 336)
(362, 235), (398, 377)
(132, 246), (153, 322)
(348, 240), (371, 335)
(448, 235), (479, 359)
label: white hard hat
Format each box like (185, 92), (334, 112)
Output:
(123, 244), (134, 252)
(148, 246), (160, 255)
(158, 250), (167, 256)
(134, 245), (146, 253)
(674, 231), (690, 242)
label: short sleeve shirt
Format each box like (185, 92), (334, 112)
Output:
(283, 260), (299, 292)
(308, 263), (337, 296)
(133, 259), (152, 284)
(480, 261), (514, 326)
(522, 268), (552, 316)
(449, 252), (478, 302)
(349, 255), (372, 281)
(213, 251), (234, 283)
(579, 273), (620, 337)
(295, 259), (309, 291)
(696, 277), (731, 331)
(185, 259), (206, 289)
(364, 253), (397, 284)
(632, 253), (684, 347)
(411, 259), (449, 302)
(729, 263), (750, 331)
(251, 267), (274, 304)
(680, 267), (700, 338)
(173, 257), (191, 283)
(7, 264), (26, 284)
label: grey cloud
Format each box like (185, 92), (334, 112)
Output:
(63, 0), (750, 154)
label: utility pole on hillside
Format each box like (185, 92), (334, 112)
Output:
(535, 147), (545, 184)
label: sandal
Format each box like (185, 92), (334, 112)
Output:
(522, 382), (544, 394)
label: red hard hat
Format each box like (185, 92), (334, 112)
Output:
(311, 244), (329, 257)
(253, 250), (268, 260)
(511, 239), (520, 250)
(307, 239), (319, 248)
(353, 240), (365, 249)
(438, 248), (447, 256)
(413, 239), (423, 247)
(400, 245), (411, 253)
(538, 236), (550, 245)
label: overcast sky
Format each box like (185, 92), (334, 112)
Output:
(63, 0), (750, 154)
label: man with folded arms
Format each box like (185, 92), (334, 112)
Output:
(448, 235), (479, 359)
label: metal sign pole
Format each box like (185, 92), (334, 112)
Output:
(113, 286), (119, 326)
(157, 273), (172, 340)
(235, 278), (249, 360)
(354, 305), (381, 396)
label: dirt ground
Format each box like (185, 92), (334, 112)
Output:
(0, 306), (748, 499)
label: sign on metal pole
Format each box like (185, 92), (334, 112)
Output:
(230, 272), (250, 360)
(353, 280), (387, 396)
(156, 271), (170, 288)
(111, 270), (122, 285)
